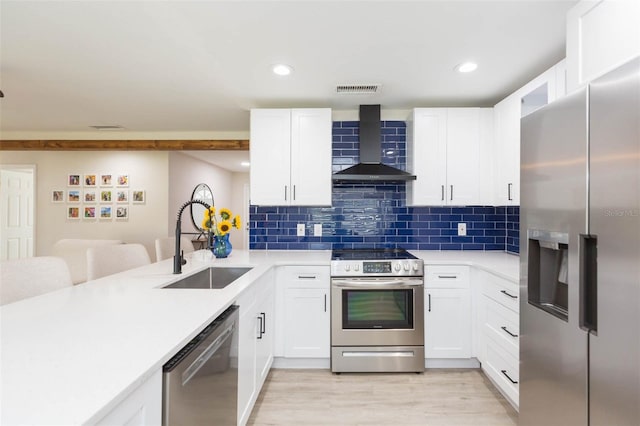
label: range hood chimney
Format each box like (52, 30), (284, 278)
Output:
(332, 105), (416, 182)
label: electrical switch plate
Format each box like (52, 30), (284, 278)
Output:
(297, 224), (305, 236)
(457, 223), (467, 236)
(314, 224), (322, 236)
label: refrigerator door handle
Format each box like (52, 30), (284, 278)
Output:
(579, 234), (598, 334)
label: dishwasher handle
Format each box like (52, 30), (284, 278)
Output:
(182, 324), (235, 386)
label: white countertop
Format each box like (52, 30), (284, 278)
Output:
(0, 249), (518, 425)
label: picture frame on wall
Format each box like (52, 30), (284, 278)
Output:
(68, 190), (81, 203)
(84, 174), (97, 187)
(132, 190), (145, 204)
(100, 173), (113, 187)
(116, 190), (128, 203)
(100, 190), (112, 203)
(116, 206), (129, 220)
(100, 206), (112, 220)
(68, 174), (81, 187)
(67, 206), (80, 219)
(84, 190), (97, 203)
(52, 190), (65, 203)
(83, 206), (96, 219)
(117, 174), (129, 187)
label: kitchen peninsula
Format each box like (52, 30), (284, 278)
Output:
(0, 250), (517, 425)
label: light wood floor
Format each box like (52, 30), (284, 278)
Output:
(248, 369), (518, 426)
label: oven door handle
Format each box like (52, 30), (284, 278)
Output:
(332, 279), (423, 287)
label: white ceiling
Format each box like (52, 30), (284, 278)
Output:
(0, 0), (577, 137)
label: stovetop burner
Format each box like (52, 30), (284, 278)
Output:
(331, 248), (417, 261)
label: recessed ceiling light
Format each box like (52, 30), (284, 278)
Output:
(241, 161), (250, 167)
(456, 62), (478, 73)
(272, 64), (293, 76)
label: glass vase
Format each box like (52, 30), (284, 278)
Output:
(210, 233), (232, 258)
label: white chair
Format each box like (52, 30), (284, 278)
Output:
(86, 244), (151, 280)
(155, 237), (196, 262)
(52, 239), (123, 284)
(0, 256), (73, 305)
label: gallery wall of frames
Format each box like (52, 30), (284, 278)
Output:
(52, 173), (146, 222)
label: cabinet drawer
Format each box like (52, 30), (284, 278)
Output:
(482, 273), (519, 312)
(280, 266), (329, 288)
(425, 266), (470, 288)
(483, 336), (519, 407)
(483, 296), (519, 359)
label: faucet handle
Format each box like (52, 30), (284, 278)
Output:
(180, 250), (187, 266)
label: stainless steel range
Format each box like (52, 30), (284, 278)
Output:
(330, 248), (424, 373)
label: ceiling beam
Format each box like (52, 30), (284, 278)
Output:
(0, 140), (250, 151)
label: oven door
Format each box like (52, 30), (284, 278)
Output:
(331, 277), (424, 347)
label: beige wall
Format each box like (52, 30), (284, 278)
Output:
(168, 153), (248, 250)
(230, 172), (250, 250)
(0, 151), (169, 260)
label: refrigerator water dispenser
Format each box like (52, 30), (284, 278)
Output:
(527, 229), (569, 321)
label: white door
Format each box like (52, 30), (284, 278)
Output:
(249, 109), (292, 205)
(284, 287), (330, 358)
(0, 166), (35, 260)
(446, 109), (481, 205)
(425, 288), (472, 358)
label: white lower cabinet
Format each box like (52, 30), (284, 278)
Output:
(237, 269), (275, 426)
(95, 369), (162, 426)
(275, 266), (330, 359)
(476, 270), (520, 409)
(424, 266), (471, 359)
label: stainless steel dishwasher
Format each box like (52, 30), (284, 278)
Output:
(162, 305), (239, 426)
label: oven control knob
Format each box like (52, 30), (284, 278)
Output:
(394, 263), (401, 272)
(344, 264), (351, 272)
(354, 264), (360, 271)
(403, 263), (410, 271)
(412, 262), (419, 271)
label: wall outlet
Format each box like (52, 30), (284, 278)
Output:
(313, 223), (322, 236)
(457, 223), (467, 236)
(297, 223), (305, 236)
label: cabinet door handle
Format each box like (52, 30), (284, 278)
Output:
(501, 370), (518, 384)
(284, 185), (288, 201)
(500, 289), (518, 299)
(293, 185), (296, 201)
(324, 294), (327, 312)
(441, 185), (445, 201)
(428, 293), (431, 312)
(298, 275), (317, 279)
(437, 275), (458, 279)
(501, 326), (519, 338)
(507, 183), (513, 201)
(450, 185), (453, 201)
(257, 316), (263, 339)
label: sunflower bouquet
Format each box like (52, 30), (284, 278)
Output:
(202, 207), (241, 258)
(201, 207), (241, 238)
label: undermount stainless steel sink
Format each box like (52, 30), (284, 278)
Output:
(163, 267), (252, 289)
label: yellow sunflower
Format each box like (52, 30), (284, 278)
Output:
(217, 220), (232, 235)
(219, 208), (232, 220)
(232, 215), (242, 229)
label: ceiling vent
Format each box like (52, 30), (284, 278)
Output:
(336, 84), (381, 95)
(90, 125), (124, 131)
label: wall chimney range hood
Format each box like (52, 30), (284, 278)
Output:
(332, 105), (416, 182)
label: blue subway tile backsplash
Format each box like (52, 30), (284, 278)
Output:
(506, 206), (520, 254)
(249, 120), (520, 252)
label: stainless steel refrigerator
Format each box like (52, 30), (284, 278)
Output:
(519, 57), (640, 426)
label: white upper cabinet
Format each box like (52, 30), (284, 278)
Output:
(250, 108), (332, 206)
(566, 0), (640, 92)
(407, 108), (492, 206)
(492, 59), (566, 205)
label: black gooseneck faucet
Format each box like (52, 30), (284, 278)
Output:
(174, 199), (211, 274)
